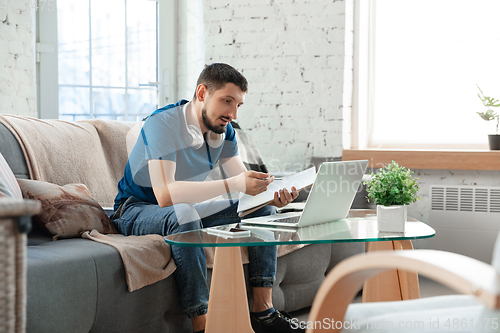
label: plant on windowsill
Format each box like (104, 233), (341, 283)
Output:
(476, 85), (500, 150)
(363, 161), (420, 232)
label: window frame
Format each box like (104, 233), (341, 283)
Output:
(36, 0), (177, 120)
(350, 0), (491, 151)
(351, 0), (374, 150)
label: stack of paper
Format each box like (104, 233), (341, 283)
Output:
(237, 167), (316, 216)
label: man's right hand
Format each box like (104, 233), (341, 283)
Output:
(232, 170), (274, 196)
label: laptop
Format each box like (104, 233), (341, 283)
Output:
(240, 160), (369, 228)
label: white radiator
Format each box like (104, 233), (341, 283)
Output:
(426, 185), (500, 263)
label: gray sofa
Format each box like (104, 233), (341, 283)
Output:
(0, 121), (364, 333)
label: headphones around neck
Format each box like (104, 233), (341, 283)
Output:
(182, 103), (225, 150)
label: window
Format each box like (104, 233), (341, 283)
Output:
(37, 0), (176, 121)
(352, 0), (500, 150)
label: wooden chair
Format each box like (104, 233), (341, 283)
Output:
(306, 233), (500, 333)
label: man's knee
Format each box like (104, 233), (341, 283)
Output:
(245, 205), (276, 220)
(259, 205), (276, 217)
(168, 203), (203, 233)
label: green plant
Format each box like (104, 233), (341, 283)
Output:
(476, 85), (500, 134)
(364, 161), (420, 206)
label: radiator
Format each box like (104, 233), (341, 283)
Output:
(426, 185), (500, 263)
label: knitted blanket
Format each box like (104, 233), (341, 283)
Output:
(0, 114), (135, 208)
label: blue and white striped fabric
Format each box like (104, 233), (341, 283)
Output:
(0, 152), (22, 199)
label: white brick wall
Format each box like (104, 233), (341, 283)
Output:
(203, 0), (347, 172)
(0, 3), (36, 117)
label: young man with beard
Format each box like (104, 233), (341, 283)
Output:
(111, 63), (304, 333)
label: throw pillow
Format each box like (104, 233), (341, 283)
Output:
(17, 179), (117, 240)
(0, 152), (22, 199)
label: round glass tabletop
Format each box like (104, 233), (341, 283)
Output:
(164, 210), (435, 248)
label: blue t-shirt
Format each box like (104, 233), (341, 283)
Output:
(114, 99), (239, 210)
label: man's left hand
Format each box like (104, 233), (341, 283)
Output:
(271, 186), (299, 208)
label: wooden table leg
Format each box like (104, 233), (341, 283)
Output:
(362, 240), (420, 303)
(394, 240), (420, 300)
(205, 246), (254, 333)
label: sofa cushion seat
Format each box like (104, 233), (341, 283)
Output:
(27, 240), (100, 333)
(28, 238), (192, 333)
(272, 242), (365, 312)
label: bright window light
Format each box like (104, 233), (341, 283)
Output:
(57, 0), (158, 121)
(367, 0), (500, 149)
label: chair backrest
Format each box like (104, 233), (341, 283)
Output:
(491, 231), (500, 273)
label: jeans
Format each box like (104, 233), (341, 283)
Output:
(111, 196), (277, 318)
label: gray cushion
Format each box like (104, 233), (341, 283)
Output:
(327, 242), (366, 273)
(271, 242), (364, 312)
(29, 238), (191, 333)
(0, 123), (30, 179)
(273, 244), (333, 311)
(27, 241), (99, 333)
(28, 239), (363, 333)
(24, 224), (365, 333)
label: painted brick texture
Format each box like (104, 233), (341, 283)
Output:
(0, 4), (36, 117)
(203, 0), (347, 172)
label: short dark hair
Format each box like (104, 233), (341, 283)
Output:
(193, 63), (248, 100)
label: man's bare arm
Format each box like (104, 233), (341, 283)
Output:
(219, 156), (300, 208)
(219, 155), (247, 178)
(148, 159), (272, 207)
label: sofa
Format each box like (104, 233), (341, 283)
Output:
(0, 117), (365, 333)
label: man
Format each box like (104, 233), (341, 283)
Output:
(112, 63), (303, 333)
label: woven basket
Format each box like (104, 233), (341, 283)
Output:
(0, 199), (40, 333)
(0, 217), (27, 333)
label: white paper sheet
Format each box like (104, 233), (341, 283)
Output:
(237, 166), (317, 214)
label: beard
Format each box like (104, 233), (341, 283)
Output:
(202, 107), (227, 134)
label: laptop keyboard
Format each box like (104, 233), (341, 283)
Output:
(270, 216), (300, 224)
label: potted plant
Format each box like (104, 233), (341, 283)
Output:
(364, 161), (420, 232)
(476, 85), (500, 150)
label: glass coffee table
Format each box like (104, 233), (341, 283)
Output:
(164, 209), (435, 333)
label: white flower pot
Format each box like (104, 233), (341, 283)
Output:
(377, 205), (407, 232)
